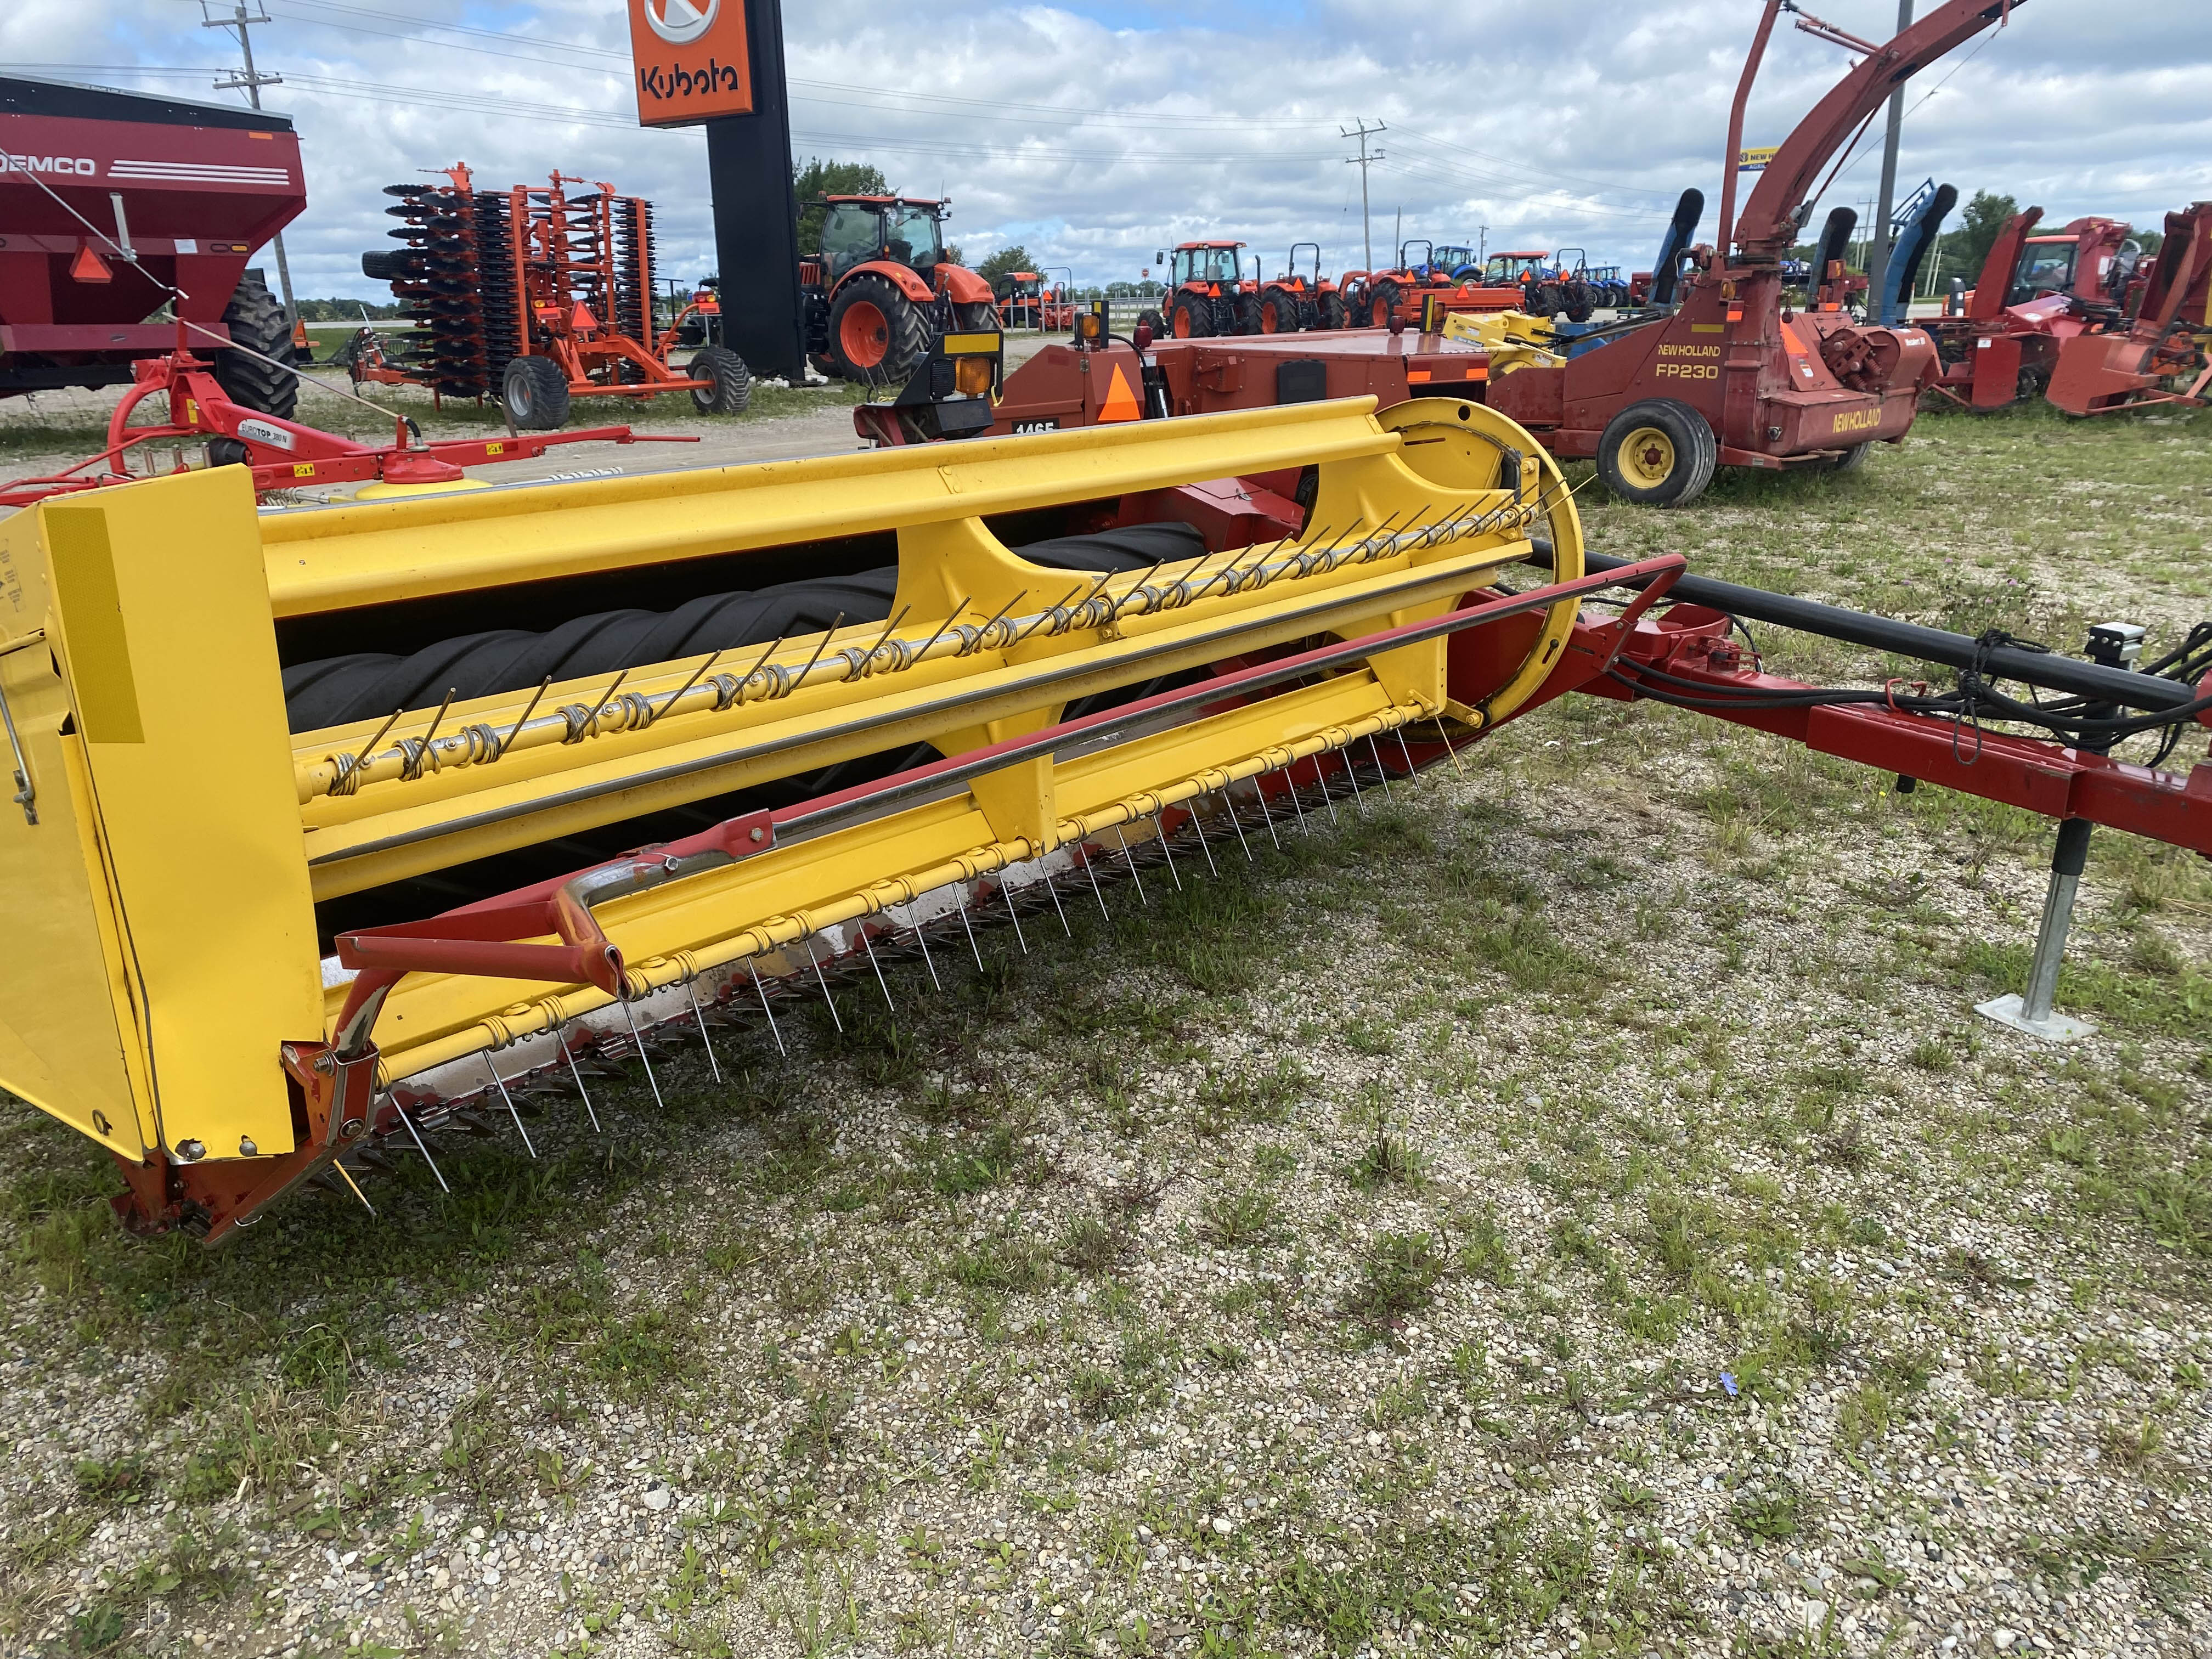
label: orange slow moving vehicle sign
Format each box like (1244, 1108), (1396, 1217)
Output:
(628, 0), (754, 126)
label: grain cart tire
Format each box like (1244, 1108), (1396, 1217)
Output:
(501, 354), (571, 431)
(1170, 294), (1215, 338)
(213, 270), (298, 420)
(827, 273), (929, 383)
(1595, 399), (1716, 507)
(689, 345), (752, 415)
(1259, 290), (1301, 334)
(1316, 292), (1347, 331)
(1366, 280), (1402, 329)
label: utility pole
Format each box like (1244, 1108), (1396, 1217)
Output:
(1868, 0), (1915, 322)
(201, 1), (298, 331)
(1479, 225), (1487, 264)
(1340, 120), (1385, 273)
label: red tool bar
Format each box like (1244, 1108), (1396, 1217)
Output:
(1592, 607), (2212, 857)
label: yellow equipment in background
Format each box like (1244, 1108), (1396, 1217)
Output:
(1438, 309), (1565, 376)
(0, 397), (1637, 1240)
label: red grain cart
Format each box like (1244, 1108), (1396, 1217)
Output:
(1, 75), (305, 415)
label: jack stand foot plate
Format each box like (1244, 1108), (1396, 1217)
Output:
(1975, 993), (2096, 1043)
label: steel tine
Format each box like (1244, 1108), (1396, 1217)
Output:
(1156, 814), (1184, 890)
(1368, 733), (1396, 799)
(393, 1101), (449, 1192)
(860, 924), (896, 1013)
(1041, 862), (1073, 937)
(1000, 875), (1029, 954)
(686, 979), (723, 1084)
(904, 902), (943, 991)
(956, 888), (986, 970)
(1082, 841), (1111, 921)
(564, 1037), (603, 1133)
(1257, 775), (1283, 850)
(1345, 738), (1368, 815)
(747, 958), (787, 1056)
(1396, 724), (1419, 782)
(619, 995), (669, 1110)
(1190, 800), (1220, 877)
(1114, 824), (1149, 905)
(1224, 788), (1255, 862)
(807, 940), (844, 1031)
(1284, 763), (1310, 834)
(485, 1054), (538, 1159)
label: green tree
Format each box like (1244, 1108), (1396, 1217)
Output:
(1938, 190), (2020, 286)
(792, 157), (889, 255)
(977, 245), (1036, 287)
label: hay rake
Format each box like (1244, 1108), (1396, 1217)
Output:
(1, 392), (2205, 1240)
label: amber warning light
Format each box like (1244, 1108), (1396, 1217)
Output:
(629, 0), (754, 126)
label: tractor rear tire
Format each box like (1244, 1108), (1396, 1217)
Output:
(1367, 280), (1402, 330)
(827, 273), (929, 384)
(688, 345), (752, 415)
(1595, 399), (1716, 507)
(1171, 294), (1215, 339)
(1316, 292), (1347, 331)
(1230, 292), (1262, 335)
(954, 301), (998, 334)
(1137, 308), (1165, 337)
(213, 269), (298, 420)
(1564, 282), (1595, 324)
(502, 354), (571, 431)
(1259, 290), (1301, 334)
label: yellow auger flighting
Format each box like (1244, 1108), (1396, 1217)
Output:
(0, 397), (1665, 1239)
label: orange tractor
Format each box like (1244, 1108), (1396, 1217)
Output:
(995, 272), (1073, 331)
(1344, 242), (1534, 329)
(1147, 241), (1263, 337)
(1251, 243), (1348, 332)
(802, 195), (995, 382)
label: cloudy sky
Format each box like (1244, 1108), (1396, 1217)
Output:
(8, 0), (2210, 297)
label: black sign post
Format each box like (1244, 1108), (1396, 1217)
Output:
(704, 0), (805, 380)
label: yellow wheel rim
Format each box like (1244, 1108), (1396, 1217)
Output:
(1616, 426), (1676, 489)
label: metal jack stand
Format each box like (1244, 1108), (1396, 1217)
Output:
(1977, 816), (2096, 1042)
(1974, 621), (2146, 1044)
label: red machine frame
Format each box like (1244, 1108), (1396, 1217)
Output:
(507, 173), (716, 405)
(2047, 201), (2212, 416)
(0, 343), (692, 507)
(1927, 209), (2137, 410)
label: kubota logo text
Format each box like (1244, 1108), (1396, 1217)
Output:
(2, 154), (97, 177)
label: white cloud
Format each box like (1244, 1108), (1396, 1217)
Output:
(5, 0), (2208, 298)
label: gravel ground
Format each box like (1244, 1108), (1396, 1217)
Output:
(0, 402), (2207, 1659)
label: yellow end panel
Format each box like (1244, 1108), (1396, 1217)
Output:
(40, 475), (325, 1160)
(253, 400), (1394, 618)
(0, 623), (145, 1159)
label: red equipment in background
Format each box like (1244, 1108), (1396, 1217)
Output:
(1927, 209), (2140, 409)
(0, 345), (693, 509)
(1, 75), (306, 416)
(1256, 244), (1347, 334)
(994, 273), (1073, 331)
(499, 173), (748, 430)
(1344, 243), (1531, 331)
(1477, 0), (2018, 505)
(1154, 241), (1263, 338)
(2047, 201), (2212, 415)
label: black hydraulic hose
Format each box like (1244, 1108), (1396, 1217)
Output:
(1528, 546), (2199, 715)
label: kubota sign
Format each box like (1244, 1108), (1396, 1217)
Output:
(628, 0), (753, 126)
